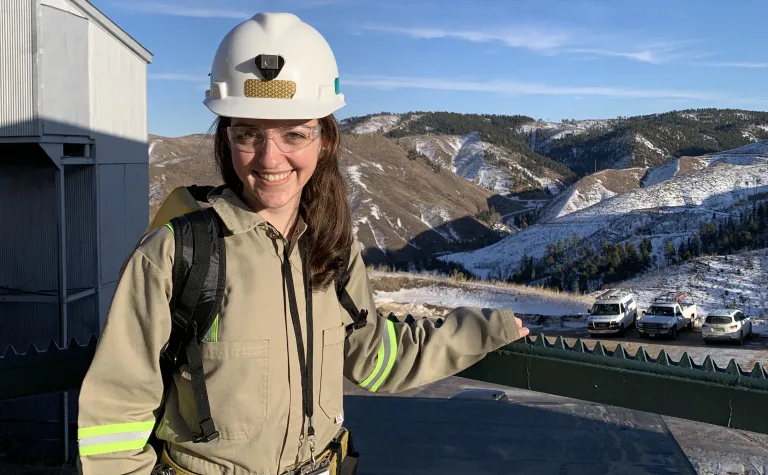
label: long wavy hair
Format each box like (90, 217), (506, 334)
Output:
(211, 115), (354, 290)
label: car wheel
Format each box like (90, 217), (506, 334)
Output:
(739, 331), (744, 346)
(671, 326), (678, 340)
(619, 323), (625, 337)
(687, 318), (694, 331)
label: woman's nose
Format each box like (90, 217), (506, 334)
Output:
(257, 137), (284, 168)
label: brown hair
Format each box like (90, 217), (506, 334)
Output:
(211, 115), (354, 290)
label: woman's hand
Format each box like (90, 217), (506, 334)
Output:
(514, 316), (530, 339)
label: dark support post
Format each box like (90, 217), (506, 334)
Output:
(56, 164), (69, 462)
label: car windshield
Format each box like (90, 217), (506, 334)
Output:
(646, 306), (674, 317)
(706, 315), (732, 324)
(591, 303), (620, 315)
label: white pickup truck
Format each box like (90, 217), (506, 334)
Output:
(636, 291), (697, 340)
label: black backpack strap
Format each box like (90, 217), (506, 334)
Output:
(337, 245), (368, 358)
(163, 207), (226, 443)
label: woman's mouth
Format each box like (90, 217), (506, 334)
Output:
(253, 170), (294, 185)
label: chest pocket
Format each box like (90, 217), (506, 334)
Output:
(177, 340), (270, 440)
(319, 325), (345, 419)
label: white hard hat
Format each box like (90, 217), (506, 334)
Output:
(203, 12), (345, 120)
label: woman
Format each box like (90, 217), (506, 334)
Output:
(76, 12), (529, 475)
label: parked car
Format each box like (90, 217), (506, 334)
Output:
(702, 308), (752, 345)
(636, 291), (697, 340)
(587, 288), (638, 337)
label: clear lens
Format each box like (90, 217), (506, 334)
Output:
(227, 125), (321, 153)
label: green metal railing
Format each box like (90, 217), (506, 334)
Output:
(2, 332), (768, 436)
(458, 334), (768, 434)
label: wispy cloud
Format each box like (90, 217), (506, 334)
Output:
(113, 2), (251, 19)
(693, 61), (768, 69)
(343, 75), (731, 101)
(363, 25), (570, 51)
(360, 24), (698, 65)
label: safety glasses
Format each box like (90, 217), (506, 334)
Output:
(226, 124), (322, 154)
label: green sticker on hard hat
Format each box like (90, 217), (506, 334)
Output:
(335, 77), (340, 94)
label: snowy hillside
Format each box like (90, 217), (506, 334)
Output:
(520, 119), (612, 151)
(621, 249), (768, 319)
(540, 168), (646, 222)
(540, 140), (768, 222)
(535, 109), (768, 176)
(440, 142), (768, 280)
(398, 134), (566, 196)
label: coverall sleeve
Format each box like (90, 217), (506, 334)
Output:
(341, 238), (521, 394)
(76, 227), (174, 475)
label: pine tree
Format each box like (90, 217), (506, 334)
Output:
(664, 239), (676, 266)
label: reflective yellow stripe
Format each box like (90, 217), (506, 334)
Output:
(359, 320), (397, 392)
(371, 321), (398, 392)
(78, 421), (155, 456)
(164, 222), (174, 234)
(79, 440), (148, 457)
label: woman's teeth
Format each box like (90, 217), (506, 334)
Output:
(257, 171), (291, 182)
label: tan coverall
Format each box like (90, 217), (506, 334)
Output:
(76, 186), (521, 475)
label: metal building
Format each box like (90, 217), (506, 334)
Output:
(0, 0), (152, 462)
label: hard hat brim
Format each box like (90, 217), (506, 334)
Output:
(203, 96), (346, 120)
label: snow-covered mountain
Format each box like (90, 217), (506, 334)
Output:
(342, 112), (574, 196)
(538, 140), (768, 222)
(440, 141), (768, 280)
(147, 132), (520, 265)
(530, 109), (768, 176)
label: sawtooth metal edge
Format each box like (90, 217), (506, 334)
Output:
(457, 333), (768, 435)
(2, 329), (767, 435)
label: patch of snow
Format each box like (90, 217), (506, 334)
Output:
(397, 218), (402, 228)
(149, 176), (166, 206)
(350, 114), (401, 134)
(345, 165), (369, 192)
(416, 204), (460, 242)
(370, 204), (381, 220)
(643, 158), (680, 187)
(370, 162), (384, 172)
(412, 137), (437, 160)
(375, 285), (589, 317)
(635, 134), (667, 157)
(153, 156), (188, 168)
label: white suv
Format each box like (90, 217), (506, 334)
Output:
(702, 308), (752, 345)
(587, 289), (638, 337)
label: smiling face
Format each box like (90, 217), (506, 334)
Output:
(226, 117), (322, 216)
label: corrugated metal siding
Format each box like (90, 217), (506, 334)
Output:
(89, 22), (148, 163)
(67, 293), (98, 344)
(0, 0), (39, 136)
(65, 165), (96, 290)
(41, 6), (89, 136)
(0, 302), (57, 352)
(0, 165), (58, 292)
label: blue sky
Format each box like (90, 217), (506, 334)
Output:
(95, 0), (768, 137)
